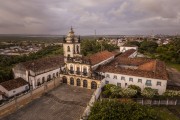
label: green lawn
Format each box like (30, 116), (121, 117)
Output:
(166, 62), (180, 72)
(153, 106), (180, 120)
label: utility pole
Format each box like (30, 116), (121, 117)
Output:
(94, 29), (97, 40)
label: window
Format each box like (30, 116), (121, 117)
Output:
(70, 65), (74, 74)
(77, 45), (79, 54)
(121, 76), (125, 80)
(157, 82), (161, 86)
(76, 79), (81, 86)
(53, 73), (55, 78)
(76, 67), (80, 75)
(70, 77), (74, 85)
(146, 80), (152, 86)
(129, 78), (133, 82)
(117, 83), (121, 87)
(83, 67), (87, 76)
(25, 86), (29, 90)
(106, 74), (110, 78)
(138, 79), (142, 83)
(13, 91), (16, 93)
(67, 46), (70, 52)
(113, 75), (117, 79)
(68, 54), (70, 58)
(83, 80), (88, 88)
(105, 80), (109, 84)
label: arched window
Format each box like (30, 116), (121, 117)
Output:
(76, 78), (81, 86)
(67, 46), (70, 52)
(77, 45), (79, 54)
(83, 80), (88, 88)
(91, 81), (97, 89)
(62, 76), (67, 83)
(83, 67), (87, 76)
(53, 73), (55, 78)
(56, 72), (59, 77)
(70, 77), (74, 85)
(47, 75), (51, 81)
(37, 79), (41, 86)
(70, 65), (74, 74)
(42, 77), (45, 83)
(76, 67), (80, 75)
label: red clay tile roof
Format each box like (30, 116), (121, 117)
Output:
(138, 60), (156, 71)
(120, 49), (136, 58)
(0, 91), (4, 95)
(15, 55), (64, 73)
(86, 50), (114, 65)
(0, 78), (28, 91)
(97, 57), (168, 80)
(113, 57), (153, 66)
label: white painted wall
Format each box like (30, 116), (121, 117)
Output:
(120, 46), (138, 53)
(128, 51), (137, 58)
(104, 72), (167, 95)
(29, 68), (60, 89)
(0, 84), (29, 98)
(13, 68), (28, 81)
(63, 43), (74, 58)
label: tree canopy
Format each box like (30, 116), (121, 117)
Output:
(88, 100), (160, 120)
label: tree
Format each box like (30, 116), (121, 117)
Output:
(128, 85), (141, 97)
(119, 88), (137, 98)
(142, 87), (157, 98)
(139, 40), (158, 53)
(110, 86), (122, 98)
(125, 41), (140, 47)
(88, 100), (160, 120)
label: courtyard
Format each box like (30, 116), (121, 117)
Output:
(0, 84), (94, 120)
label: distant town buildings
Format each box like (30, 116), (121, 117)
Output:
(120, 45), (138, 53)
(0, 45), (42, 56)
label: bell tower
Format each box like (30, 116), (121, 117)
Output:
(63, 27), (81, 62)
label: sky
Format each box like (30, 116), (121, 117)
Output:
(0, 0), (180, 35)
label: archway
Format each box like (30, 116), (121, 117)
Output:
(42, 77), (45, 83)
(70, 77), (74, 85)
(76, 78), (81, 86)
(83, 80), (88, 88)
(47, 75), (51, 81)
(91, 81), (97, 89)
(62, 76), (67, 84)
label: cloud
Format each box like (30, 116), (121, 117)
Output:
(0, 0), (179, 35)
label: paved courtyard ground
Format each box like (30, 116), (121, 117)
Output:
(0, 84), (94, 120)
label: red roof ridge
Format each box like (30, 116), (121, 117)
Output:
(87, 50), (114, 65)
